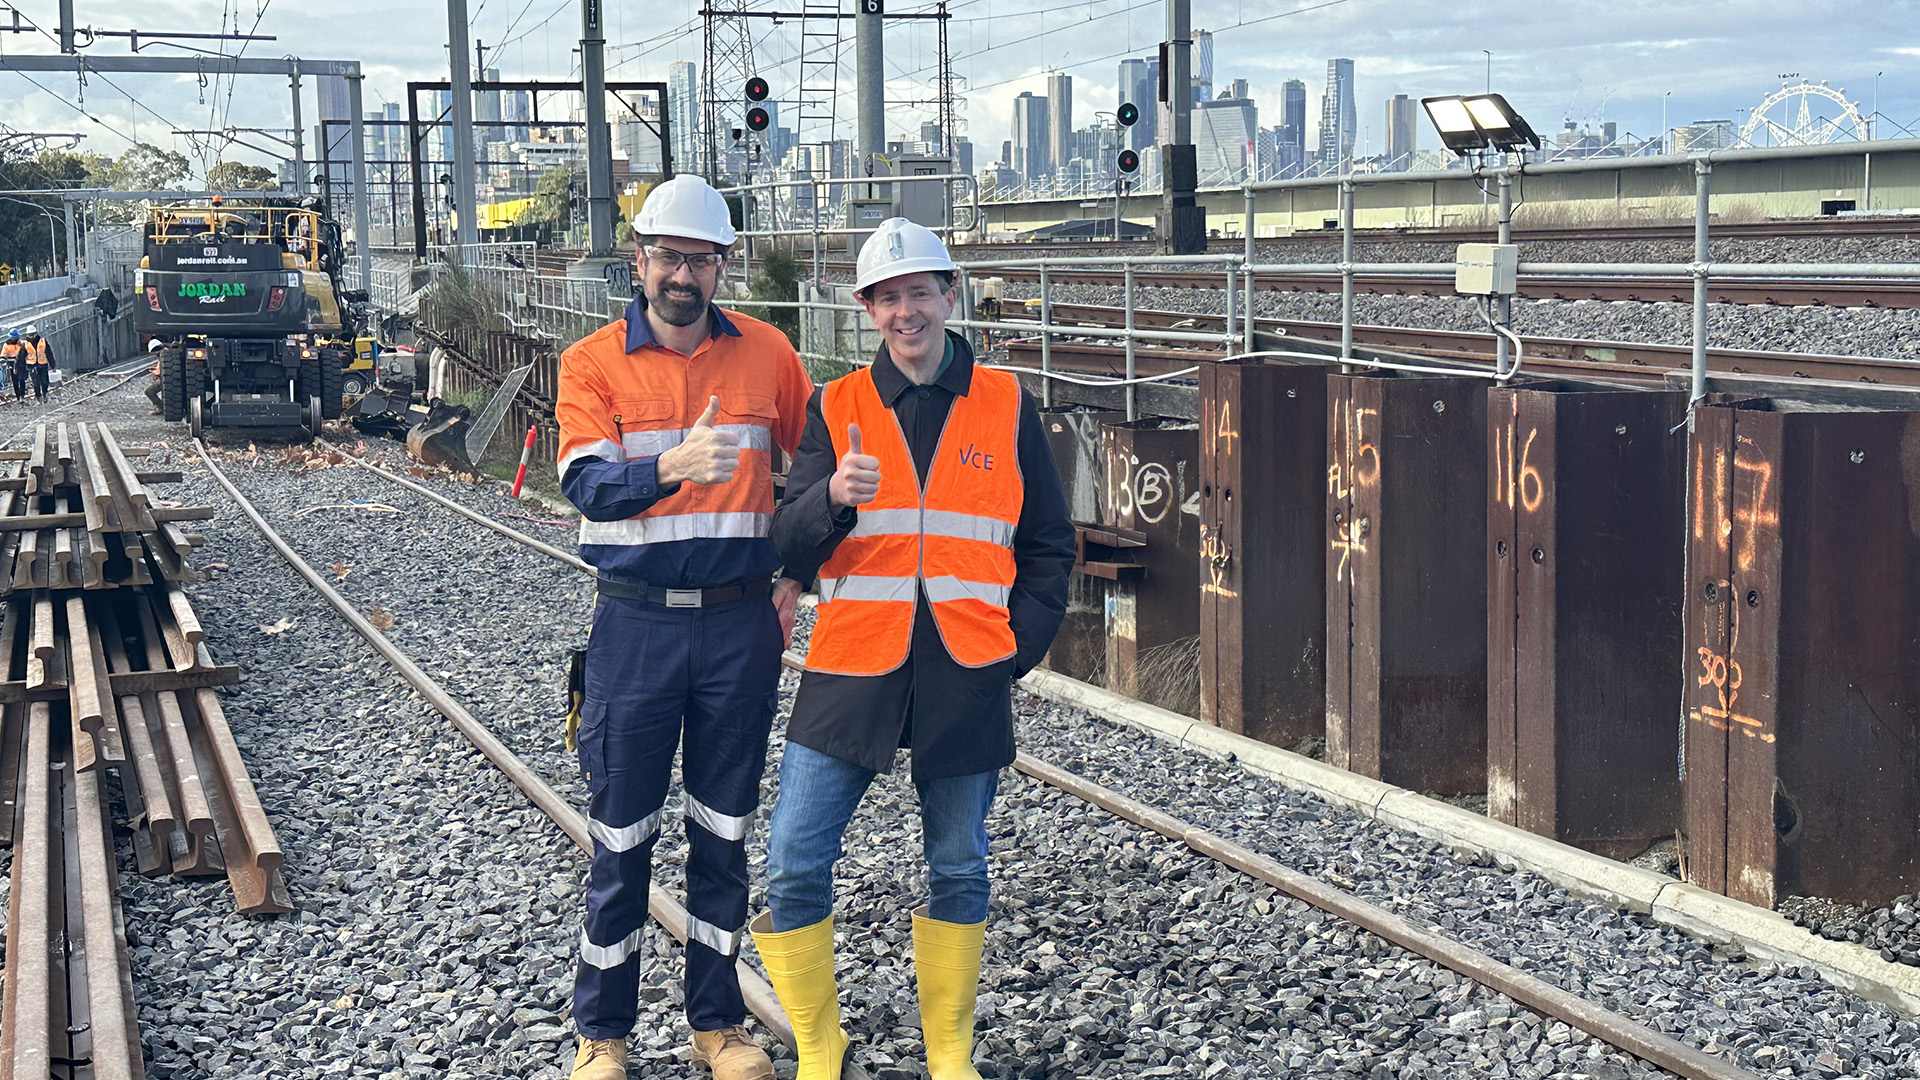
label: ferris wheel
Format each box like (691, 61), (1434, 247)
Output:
(1736, 80), (1869, 147)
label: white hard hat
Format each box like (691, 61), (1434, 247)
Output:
(21, 324), (36, 335)
(632, 175), (735, 247)
(855, 218), (957, 293)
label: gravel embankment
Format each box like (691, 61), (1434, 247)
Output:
(998, 282), (1920, 362)
(19, 373), (1920, 1080)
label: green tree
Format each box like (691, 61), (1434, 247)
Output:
(205, 160), (278, 190)
(751, 247), (801, 344)
(513, 167), (579, 232)
(0, 148), (103, 275)
(105, 143), (191, 192)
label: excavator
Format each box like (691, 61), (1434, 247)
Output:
(133, 197), (374, 439)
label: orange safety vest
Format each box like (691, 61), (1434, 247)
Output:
(805, 364), (1024, 676)
(0, 343), (20, 362)
(22, 341), (47, 366)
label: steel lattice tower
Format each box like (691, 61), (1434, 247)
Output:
(701, 0), (759, 182)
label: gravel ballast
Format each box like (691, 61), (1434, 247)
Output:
(17, 374), (1920, 1079)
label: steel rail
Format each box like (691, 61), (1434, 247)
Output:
(316, 437), (1760, 1080)
(188, 437), (797, 1050)
(825, 262), (1920, 308)
(994, 302), (1920, 389)
(1011, 754), (1758, 1080)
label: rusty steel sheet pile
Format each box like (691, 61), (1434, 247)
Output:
(1682, 402), (1920, 909)
(0, 422), (287, 1080)
(1324, 373), (1490, 795)
(1198, 360), (1329, 749)
(1039, 408), (1121, 686)
(1486, 384), (1689, 859)
(1096, 420), (1203, 715)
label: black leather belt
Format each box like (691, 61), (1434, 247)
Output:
(595, 575), (770, 608)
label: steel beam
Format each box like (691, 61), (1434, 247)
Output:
(0, 54), (359, 76)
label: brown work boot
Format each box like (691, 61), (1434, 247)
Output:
(570, 1036), (628, 1080)
(690, 1025), (775, 1080)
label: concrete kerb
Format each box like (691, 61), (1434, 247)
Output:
(1016, 666), (1920, 1018)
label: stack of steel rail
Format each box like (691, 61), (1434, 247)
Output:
(0, 422), (287, 1080)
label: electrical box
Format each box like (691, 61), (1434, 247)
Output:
(844, 198), (894, 255)
(1455, 243), (1519, 295)
(888, 154), (953, 229)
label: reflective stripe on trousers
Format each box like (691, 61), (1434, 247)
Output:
(572, 593), (780, 1040)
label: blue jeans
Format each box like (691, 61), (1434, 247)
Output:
(766, 742), (999, 931)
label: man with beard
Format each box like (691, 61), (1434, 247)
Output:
(555, 174), (813, 1080)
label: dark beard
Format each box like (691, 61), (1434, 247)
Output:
(649, 284), (707, 327)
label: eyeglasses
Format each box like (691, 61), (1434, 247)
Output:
(643, 246), (726, 273)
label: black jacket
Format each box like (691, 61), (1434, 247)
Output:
(772, 331), (1076, 780)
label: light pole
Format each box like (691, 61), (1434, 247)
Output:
(1483, 50), (1491, 94)
(1874, 71), (1883, 140)
(1661, 91), (1671, 155)
(0, 196), (61, 278)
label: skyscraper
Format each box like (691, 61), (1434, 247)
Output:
(476, 67), (502, 161)
(1192, 29), (1214, 105)
(1384, 94), (1417, 170)
(1047, 73), (1073, 176)
(1318, 58), (1355, 171)
(1119, 58), (1155, 152)
(668, 62), (699, 174)
(1012, 92), (1051, 182)
(1278, 79), (1308, 177)
(1194, 94), (1257, 184)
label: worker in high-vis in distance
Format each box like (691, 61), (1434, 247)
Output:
(756, 219), (1076, 1078)
(555, 174), (814, 1080)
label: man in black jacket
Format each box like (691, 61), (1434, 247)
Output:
(752, 218), (1075, 1080)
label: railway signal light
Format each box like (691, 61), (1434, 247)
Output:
(1117, 148), (1140, 174)
(745, 76), (770, 102)
(746, 107), (771, 133)
(1117, 102), (1140, 127)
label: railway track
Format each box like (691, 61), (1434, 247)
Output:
(987, 301), (1920, 389)
(169, 432), (1763, 1080)
(948, 215), (1920, 250)
(817, 260), (1920, 309)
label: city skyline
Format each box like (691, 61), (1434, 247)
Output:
(0, 1), (1914, 180)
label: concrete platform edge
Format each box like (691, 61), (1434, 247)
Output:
(1017, 667), (1920, 1018)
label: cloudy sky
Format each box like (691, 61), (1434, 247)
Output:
(1, 0), (1916, 177)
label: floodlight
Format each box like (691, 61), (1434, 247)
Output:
(1422, 96), (1485, 154)
(1462, 93), (1539, 152)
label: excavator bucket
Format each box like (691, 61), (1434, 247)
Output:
(406, 399), (476, 473)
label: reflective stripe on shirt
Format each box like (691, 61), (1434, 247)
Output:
(578, 511), (770, 546)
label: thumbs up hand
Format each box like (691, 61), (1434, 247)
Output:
(829, 422), (882, 509)
(657, 396), (742, 486)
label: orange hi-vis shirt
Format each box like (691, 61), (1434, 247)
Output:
(556, 297), (812, 589)
(805, 363), (1024, 675)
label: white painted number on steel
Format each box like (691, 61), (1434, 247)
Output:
(862, 0), (883, 12)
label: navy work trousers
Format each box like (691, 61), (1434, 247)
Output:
(572, 591), (782, 1040)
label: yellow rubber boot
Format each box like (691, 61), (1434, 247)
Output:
(911, 906), (986, 1080)
(748, 912), (851, 1080)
